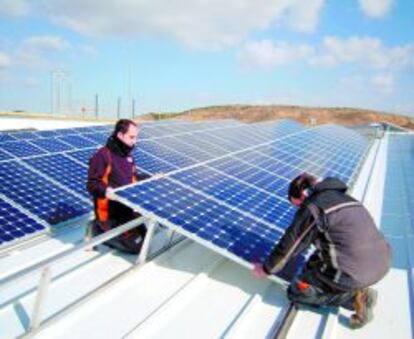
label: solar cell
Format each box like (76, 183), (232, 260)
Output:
(10, 131), (39, 140)
(0, 161), (91, 225)
(0, 149), (13, 162)
(35, 130), (60, 138)
(0, 134), (17, 143)
(138, 140), (196, 168)
(29, 138), (74, 153)
(0, 140), (47, 158)
(65, 148), (97, 164)
(82, 132), (109, 145)
(0, 195), (48, 248)
(58, 135), (98, 148)
(133, 148), (178, 174)
(24, 154), (89, 197)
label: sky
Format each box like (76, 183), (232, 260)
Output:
(0, 0), (413, 118)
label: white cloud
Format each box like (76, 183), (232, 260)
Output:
(33, 0), (325, 50)
(359, 0), (393, 18)
(312, 36), (413, 70)
(80, 45), (98, 57)
(22, 36), (70, 52)
(0, 0), (31, 17)
(239, 40), (313, 69)
(14, 35), (71, 69)
(0, 52), (11, 68)
(371, 73), (394, 94)
(239, 36), (414, 72)
(284, 0), (324, 32)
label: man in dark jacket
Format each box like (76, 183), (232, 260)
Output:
(253, 173), (391, 328)
(87, 119), (149, 254)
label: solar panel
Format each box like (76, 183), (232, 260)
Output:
(66, 148), (97, 164)
(0, 133), (17, 143)
(35, 130), (60, 138)
(133, 148), (178, 174)
(138, 140), (196, 168)
(114, 178), (289, 265)
(0, 149), (13, 162)
(24, 154), (89, 197)
(58, 135), (98, 148)
(82, 132), (108, 145)
(0, 140), (47, 158)
(0, 195), (48, 249)
(29, 138), (74, 153)
(0, 161), (91, 225)
(10, 131), (39, 140)
(114, 123), (371, 283)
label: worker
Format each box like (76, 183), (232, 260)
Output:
(87, 119), (149, 254)
(253, 173), (391, 328)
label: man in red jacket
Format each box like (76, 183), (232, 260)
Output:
(87, 119), (149, 254)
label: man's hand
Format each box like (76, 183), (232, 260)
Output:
(252, 262), (267, 279)
(105, 187), (116, 200)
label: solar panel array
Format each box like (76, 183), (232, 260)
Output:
(113, 123), (372, 281)
(1, 119), (299, 250)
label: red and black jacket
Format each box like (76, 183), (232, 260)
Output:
(87, 136), (149, 226)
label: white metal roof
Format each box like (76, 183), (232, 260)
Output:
(0, 117), (412, 339)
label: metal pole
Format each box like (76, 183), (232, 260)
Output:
(50, 72), (53, 114)
(117, 97), (121, 119)
(29, 266), (52, 331)
(95, 94), (99, 118)
(132, 98), (135, 119)
(136, 219), (157, 265)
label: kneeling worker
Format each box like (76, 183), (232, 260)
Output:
(87, 119), (149, 254)
(253, 173), (391, 328)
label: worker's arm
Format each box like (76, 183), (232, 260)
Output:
(263, 206), (317, 275)
(87, 151), (110, 198)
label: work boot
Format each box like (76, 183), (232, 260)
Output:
(349, 288), (378, 329)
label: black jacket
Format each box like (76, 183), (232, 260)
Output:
(264, 178), (391, 290)
(87, 136), (150, 224)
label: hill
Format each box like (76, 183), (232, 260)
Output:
(149, 105), (414, 129)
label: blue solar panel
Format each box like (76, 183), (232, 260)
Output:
(0, 141), (47, 158)
(115, 178), (287, 264)
(24, 154), (89, 197)
(208, 157), (291, 197)
(66, 148), (97, 164)
(54, 128), (78, 135)
(29, 138), (74, 153)
(0, 196), (48, 248)
(0, 133), (17, 143)
(138, 140), (196, 168)
(158, 137), (214, 162)
(35, 130), (60, 138)
(171, 166), (295, 225)
(114, 122), (371, 283)
(0, 149), (13, 161)
(0, 161), (91, 225)
(58, 135), (98, 148)
(12, 131), (39, 140)
(133, 148), (178, 174)
(82, 132), (108, 145)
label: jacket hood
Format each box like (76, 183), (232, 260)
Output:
(313, 177), (348, 193)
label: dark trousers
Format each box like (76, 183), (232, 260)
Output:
(287, 269), (356, 310)
(93, 218), (147, 255)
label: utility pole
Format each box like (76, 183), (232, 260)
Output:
(95, 94), (99, 118)
(117, 97), (121, 119)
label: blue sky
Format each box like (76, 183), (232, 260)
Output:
(0, 0), (413, 117)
